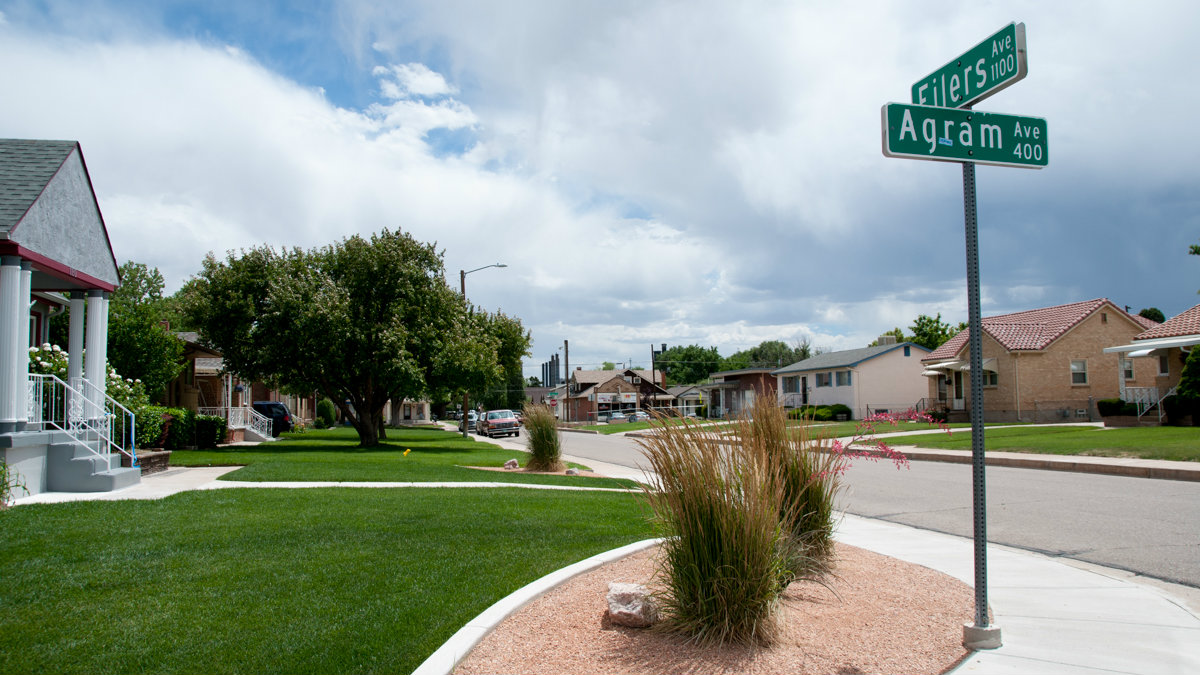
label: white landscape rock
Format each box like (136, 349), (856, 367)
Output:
(605, 582), (658, 628)
(503, 459), (519, 470)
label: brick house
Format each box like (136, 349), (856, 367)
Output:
(1103, 303), (1200, 419)
(921, 299), (1159, 422)
(698, 367), (776, 418)
(561, 368), (668, 422)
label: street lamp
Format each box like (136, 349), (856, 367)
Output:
(458, 262), (507, 438)
(461, 263), (506, 296)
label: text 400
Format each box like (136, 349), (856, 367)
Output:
(1013, 142), (1043, 161)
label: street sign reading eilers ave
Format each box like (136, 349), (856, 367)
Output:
(881, 103), (1047, 169)
(912, 22), (1027, 109)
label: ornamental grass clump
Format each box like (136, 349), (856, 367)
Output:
(637, 415), (796, 646)
(522, 403), (564, 472)
(743, 397), (844, 569)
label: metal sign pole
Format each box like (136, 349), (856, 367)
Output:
(962, 158), (1002, 649)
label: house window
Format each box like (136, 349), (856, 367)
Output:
(982, 371), (998, 387)
(903, 345), (911, 357)
(835, 371), (852, 386)
(1121, 358), (1134, 381)
(1070, 359), (1088, 385)
(1159, 354), (1170, 376)
(815, 372), (832, 387)
(782, 376), (800, 393)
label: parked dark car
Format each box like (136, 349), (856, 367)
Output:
(252, 401), (294, 436)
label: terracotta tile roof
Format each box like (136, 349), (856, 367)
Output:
(1135, 303), (1200, 340)
(924, 298), (1139, 360)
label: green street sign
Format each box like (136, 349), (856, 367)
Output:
(912, 22), (1027, 109)
(881, 103), (1047, 169)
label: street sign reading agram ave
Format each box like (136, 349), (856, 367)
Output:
(881, 103), (1047, 169)
(912, 22), (1027, 109)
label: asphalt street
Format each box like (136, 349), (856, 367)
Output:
(559, 428), (1200, 589)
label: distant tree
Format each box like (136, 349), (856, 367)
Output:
(722, 339), (815, 371)
(526, 376), (542, 387)
(601, 361), (616, 370)
(656, 344), (722, 385)
(107, 261), (185, 401)
(1191, 239), (1200, 256)
(908, 313), (962, 350)
(1138, 307), (1166, 323)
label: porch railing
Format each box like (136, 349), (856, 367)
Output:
(1125, 386), (1177, 423)
(200, 406), (273, 439)
(27, 374), (138, 465)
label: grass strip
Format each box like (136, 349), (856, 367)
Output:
(0, 487), (653, 674)
(170, 426), (637, 488)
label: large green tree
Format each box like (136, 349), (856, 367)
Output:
(183, 229), (519, 446)
(907, 313), (964, 351)
(655, 344), (722, 385)
(107, 261), (185, 401)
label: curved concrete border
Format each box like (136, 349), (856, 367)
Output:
(411, 538), (662, 675)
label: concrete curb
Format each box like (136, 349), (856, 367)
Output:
(411, 538), (662, 675)
(894, 447), (1200, 482)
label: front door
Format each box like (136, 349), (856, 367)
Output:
(801, 376), (808, 405)
(952, 371), (965, 410)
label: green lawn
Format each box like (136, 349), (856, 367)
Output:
(887, 425), (1200, 462)
(0, 487), (653, 674)
(169, 426), (636, 489)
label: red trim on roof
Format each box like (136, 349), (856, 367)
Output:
(0, 242), (117, 292)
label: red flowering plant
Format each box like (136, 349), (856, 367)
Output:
(826, 409), (952, 474)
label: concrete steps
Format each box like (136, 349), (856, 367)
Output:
(46, 441), (141, 493)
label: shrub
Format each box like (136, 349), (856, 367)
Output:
(316, 399), (337, 429)
(811, 407), (832, 421)
(194, 415), (227, 448)
(828, 403), (852, 420)
(1097, 398), (1138, 417)
(522, 403), (563, 472)
(135, 406), (194, 449)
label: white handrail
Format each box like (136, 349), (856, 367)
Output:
(199, 406), (273, 439)
(28, 374), (137, 465)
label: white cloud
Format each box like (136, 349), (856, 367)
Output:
(4, 1), (1200, 374)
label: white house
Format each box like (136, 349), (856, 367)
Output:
(0, 139), (137, 497)
(773, 341), (932, 418)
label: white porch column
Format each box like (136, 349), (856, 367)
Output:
(84, 290), (110, 409)
(66, 291), (86, 422)
(67, 291), (86, 384)
(0, 256), (23, 432)
(15, 261), (32, 427)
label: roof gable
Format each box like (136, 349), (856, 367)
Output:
(1135, 304), (1200, 340)
(0, 139), (120, 290)
(924, 299), (1144, 360)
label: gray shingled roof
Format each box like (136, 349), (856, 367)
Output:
(0, 139), (78, 232)
(773, 342), (929, 374)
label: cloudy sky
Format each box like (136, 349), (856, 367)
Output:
(2, 1), (1197, 376)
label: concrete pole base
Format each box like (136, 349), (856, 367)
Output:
(963, 623), (1002, 650)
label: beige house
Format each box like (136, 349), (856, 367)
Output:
(922, 299), (1159, 422)
(1104, 303), (1200, 420)
(773, 340), (932, 419)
